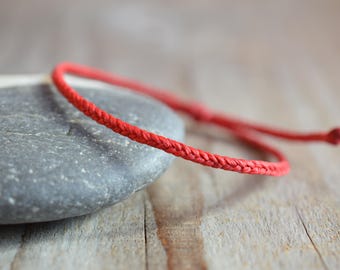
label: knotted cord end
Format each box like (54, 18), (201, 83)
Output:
(326, 128), (340, 145)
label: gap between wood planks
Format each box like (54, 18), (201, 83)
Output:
(295, 207), (329, 270)
(9, 225), (28, 270)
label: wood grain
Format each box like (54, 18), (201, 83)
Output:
(0, 0), (339, 269)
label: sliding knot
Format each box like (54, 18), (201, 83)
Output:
(326, 128), (340, 145)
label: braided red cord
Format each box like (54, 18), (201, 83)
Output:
(51, 62), (340, 176)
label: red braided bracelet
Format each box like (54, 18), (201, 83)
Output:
(51, 62), (340, 176)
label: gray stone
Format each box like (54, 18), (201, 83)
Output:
(0, 82), (184, 224)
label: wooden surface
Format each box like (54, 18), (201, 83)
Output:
(0, 0), (339, 269)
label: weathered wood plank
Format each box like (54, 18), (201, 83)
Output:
(1, 193), (146, 270)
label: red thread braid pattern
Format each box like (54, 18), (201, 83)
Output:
(51, 62), (340, 176)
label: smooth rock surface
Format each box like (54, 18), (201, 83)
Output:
(0, 82), (184, 224)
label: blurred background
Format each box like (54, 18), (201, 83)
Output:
(1, 1), (339, 72)
(1, 0), (339, 122)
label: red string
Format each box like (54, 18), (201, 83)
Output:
(51, 62), (340, 176)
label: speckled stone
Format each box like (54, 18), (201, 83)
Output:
(0, 82), (184, 224)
